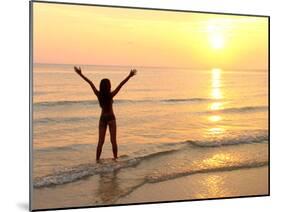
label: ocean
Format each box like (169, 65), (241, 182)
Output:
(32, 63), (268, 207)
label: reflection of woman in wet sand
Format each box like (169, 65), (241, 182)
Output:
(98, 171), (121, 204)
(74, 66), (137, 163)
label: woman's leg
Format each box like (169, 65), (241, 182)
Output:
(96, 121), (107, 162)
(108, 120), (117, 159)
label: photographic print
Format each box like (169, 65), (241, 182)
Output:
(30, 1), (269, 211)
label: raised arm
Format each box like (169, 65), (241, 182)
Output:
(111, 69), (137, 97)
(74, 66), (99, 96)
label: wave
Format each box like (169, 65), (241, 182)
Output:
(34, 116), (97, 125)
(34, 129), (268, 153)
(33, 148), (179, 188)
(34, 131), (268, 188)
(188, 132), (268, 148)
(161, 98), (211, 103)
(34, 100), (99, 107)
(33, 98), (211, 108)
(33, 158), (140, 188)
(35, 143), (95, 153)
(146, 160), (268, 183)
(211, 106), (268, 114)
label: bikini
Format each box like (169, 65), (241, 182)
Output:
(100, 114), (115, 124)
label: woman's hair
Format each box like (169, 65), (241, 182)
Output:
(98, 78), (112, 109)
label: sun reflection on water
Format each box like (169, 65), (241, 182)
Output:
(206, 68), (225, 137)
(209, 102), (223, 111)
(195, 152), (241, 198)
(196, 175), (225, 198)
(211, 68), (223, 100)
(207, 127), (225, 135)
(202, 153), (233, 167)
(208, 115), (222, 122)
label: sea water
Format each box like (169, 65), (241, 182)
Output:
(32, 64), (268, 203)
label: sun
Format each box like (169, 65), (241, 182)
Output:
(210, 33), (224, 49)
(207, 22), (225, 50)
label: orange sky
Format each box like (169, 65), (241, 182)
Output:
(33, 2), (268, 70)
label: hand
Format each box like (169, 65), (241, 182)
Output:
(129, 69), (137, 77)
(74, 66), (82, 75)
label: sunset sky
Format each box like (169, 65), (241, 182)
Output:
(33, 2), (268, 70)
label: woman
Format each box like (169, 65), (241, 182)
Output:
(74, 66), (137, 163)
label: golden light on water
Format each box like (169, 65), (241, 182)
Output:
(211, 69), (221, 87)
(208, 115), (222, 122)
(206, 68), (225, 136)
(197, 152), (239, 198)
(212, 89), (222, 100)
(211, 68), (223, 100)
(202, 153), (233, 168)
(197, 175), (225, 198)
(209, 102), (223, 111)
(207, 127), (225, 135)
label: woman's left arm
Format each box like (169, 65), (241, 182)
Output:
(111, 69), (137, 97)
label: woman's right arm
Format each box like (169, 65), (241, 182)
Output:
(74, 66), (99, 96)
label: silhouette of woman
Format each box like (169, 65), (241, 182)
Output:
(74, 66), (137, 163)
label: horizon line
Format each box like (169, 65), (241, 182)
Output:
(33, 62), (267, 72)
